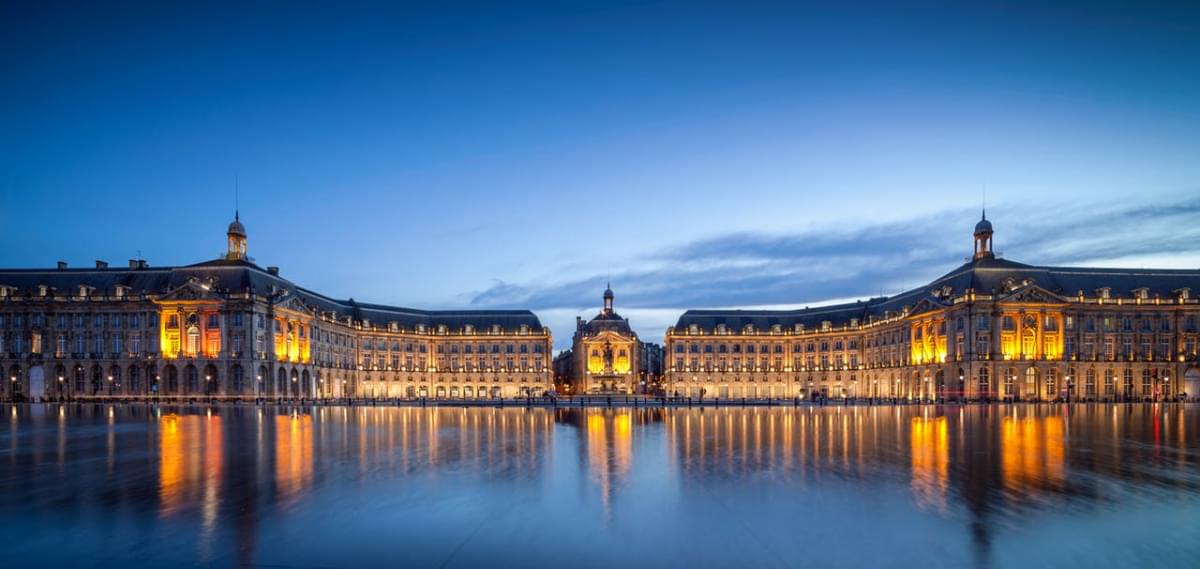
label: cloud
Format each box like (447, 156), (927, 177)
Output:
(469, 194), (1200, 345)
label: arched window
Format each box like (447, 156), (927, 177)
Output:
(1024, 367), (1037, 398)
(1085, 369), (1097, 397)
(1123, 369), (1134, 398)
(1004, 367), (1016, 398)
(978, 367), (990, 398)
(166, 366), (179, 393)
(1103, 369), (1114, 396)
(186, 326), (200, 355)
(232, 365), (244, 393)
(129, 366), (141, 393)
(74, 365), (85, 393)
(1046, 368), (1058, 396)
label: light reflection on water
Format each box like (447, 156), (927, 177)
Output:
(1, 404), (1198, 568)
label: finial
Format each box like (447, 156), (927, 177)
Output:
(235, 175), (240, 221)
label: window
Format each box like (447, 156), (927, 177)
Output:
(207, 314), (219, 329)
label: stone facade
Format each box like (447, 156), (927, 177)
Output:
(555, 286), (662, 394)
(664, 214), (1200, 401)
(0, 215), (553, 401)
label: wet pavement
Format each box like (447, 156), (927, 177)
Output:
(1, 403), (1198, 568)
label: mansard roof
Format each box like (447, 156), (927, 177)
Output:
(674, 256), (1200, 332)
(580, 311), (635, 336)
(0, 258), (545, 333)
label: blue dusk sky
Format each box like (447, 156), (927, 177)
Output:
(2, 1), (1199, 348)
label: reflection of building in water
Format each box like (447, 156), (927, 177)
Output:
(275, 414), (313, 505)
(557, 408), (664, 514)
(910, 415), (949, 512)
(348, 407), (554, 476)
(664, 407), (918, 483)
(158, 413), (224, 518)
(1001, 414), (1065, 492)
(586, 411), (633, 510)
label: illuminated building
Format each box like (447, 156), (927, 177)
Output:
(0, 214), (553, 400)
(554, 285), (662, 394)
(664, 212), (1200, 401)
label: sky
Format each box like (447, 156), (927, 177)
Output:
(2, 1), (1199, 349)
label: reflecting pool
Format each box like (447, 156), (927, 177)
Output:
(2, 403), (1198, 568)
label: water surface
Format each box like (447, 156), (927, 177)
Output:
(2, 403), (1198, 568)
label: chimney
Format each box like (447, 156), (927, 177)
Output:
(95, 260), (108, 269)
(128, 259), (139, 270)
(138, 260), (149, 269)
(57, 261), (68, 270)
(267, 266), (280, 276)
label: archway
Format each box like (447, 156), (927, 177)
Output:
(185, 365), (199, 394)
(1184, 367), (1200, 401)
(165, 365), (179, 395)
(8, 364), (23, 401)
(91, 365), (103, 395)
(26, 366), (44, 402)
(276, 368), (287, 398)
(204, 364), (219, 395)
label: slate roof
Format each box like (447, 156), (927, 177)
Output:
(0, 258), (544, 332)
(675, 256), (1200, 332)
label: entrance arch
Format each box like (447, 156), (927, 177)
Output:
(1184, 367), (1200, 401)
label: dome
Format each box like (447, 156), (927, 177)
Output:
(974, 212), (992, 234)
(227, 216), (246, 237)
(603, 286), (614, 300)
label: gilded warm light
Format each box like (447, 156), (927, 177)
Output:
(910, 416), (949, 511)
(1001, 415), (1065, 490)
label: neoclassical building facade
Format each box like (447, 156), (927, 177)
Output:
(0, 215), (553, 401)
(554, 286), (661, 394)
(664, 214), (1200, 401)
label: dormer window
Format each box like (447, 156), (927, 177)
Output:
(38, 285), (48, 297)
(464, 324), (475, 334)
(1133, 288), (1149, 301)
(1177, 288), (1191, 301)
(821, 321), (832, 332)
(1096, 287), (1111, 300)
(688, 324), (699, 334)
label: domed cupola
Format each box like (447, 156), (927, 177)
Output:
(602, 282), (614, 316)
(226, 211), (248, 261)
(973, 209), (994, 261)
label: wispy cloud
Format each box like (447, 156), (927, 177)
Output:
(469, 195), (1200, 346)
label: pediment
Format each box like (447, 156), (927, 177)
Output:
(159, 278), (221, 302)
(909, 297), (949, 316)
(998, 283), (1065, 304)
(275, 294), (312, 313)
